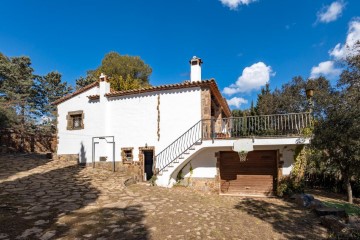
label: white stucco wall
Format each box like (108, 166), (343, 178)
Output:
(181, 147), (232, 178)
(56, 85), (202, 164)
(57, 86), (103, 163)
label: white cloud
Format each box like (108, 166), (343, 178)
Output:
(317, 1), (345, 23)
(310, 61), (342, 79)
(219, 0), (256, 10)
(329, 19), (360, 60)
(226, 97), (248, 108)
(222, 62), (274, 96)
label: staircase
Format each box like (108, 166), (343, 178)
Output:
(154, 120), (203, 177)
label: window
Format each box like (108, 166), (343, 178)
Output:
(121, 147), (133, 163)
(66, 111), (84, 130)
(72, 114), (82, 129)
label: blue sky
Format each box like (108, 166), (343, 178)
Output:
(1, 0), (359, 109)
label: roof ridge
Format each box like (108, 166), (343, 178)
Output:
(105, 79), (215, 96)
(52, 81), (99, 105)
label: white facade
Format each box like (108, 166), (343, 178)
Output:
(56, 70), (309, 190)
(57, 82), (202, 164)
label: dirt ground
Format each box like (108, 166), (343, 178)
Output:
(0, 154), (328, 239)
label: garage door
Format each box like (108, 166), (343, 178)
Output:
(219, 150), (277, 196)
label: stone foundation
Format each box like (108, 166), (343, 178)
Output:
(56, 154), (79, 162)
(178, 177), (218, 192)
(57, 154), (143, 181)
(85, 161), (142, 181)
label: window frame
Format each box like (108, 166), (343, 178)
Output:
(66, 110), (84, 130)
(121, 147), (134, 163)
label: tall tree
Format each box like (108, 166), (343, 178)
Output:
(33, 72), (73, 127)
(0, 55), (35, 151)
(255, 76), (332, 116)
(255, 83), (278, 115)
(76, 52), (152, 91)
(311, 48), (360, 203)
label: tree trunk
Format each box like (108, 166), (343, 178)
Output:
(344, 168), (353, 204)
(20, 106), (25, 152)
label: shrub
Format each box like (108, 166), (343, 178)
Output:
(277, 176), (305, 197)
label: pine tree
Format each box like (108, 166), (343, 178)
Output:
(0, 55), (35, 151)
(33, 72), (72, 129)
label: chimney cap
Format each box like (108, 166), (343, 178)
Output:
(99, 73), (107, 82)
(189, 56), (203, 65)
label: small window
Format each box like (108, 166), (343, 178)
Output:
(67, 111), (84, 130)
(72, 114), (82, 129)
(121, 148), (134, 163)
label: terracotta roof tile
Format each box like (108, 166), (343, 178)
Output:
(105, 79), (231, 117)
(87, 95), (100, 100)
(52, 79), (231, 116)
(52, 81), (99, 105)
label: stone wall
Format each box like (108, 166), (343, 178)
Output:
(0, 130), (56, 153)
(56, 154), (79, 162)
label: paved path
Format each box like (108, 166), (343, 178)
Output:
(0, 154), (328, 239)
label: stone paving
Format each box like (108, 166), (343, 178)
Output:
(0, 154), (328, 239)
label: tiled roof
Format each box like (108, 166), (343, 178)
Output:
(52, 82), (99, 105)
(87, 95), (100, 100)
(52, 79), (231, 116)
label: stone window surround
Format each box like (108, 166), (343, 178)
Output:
(66, 110), (84, 130)
(121, 147), (134, 163)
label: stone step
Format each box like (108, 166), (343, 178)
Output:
(315, 207), (347, 218)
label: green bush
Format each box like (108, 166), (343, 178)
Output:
(277, 176), (305, 197)
(150, 175), (157, 186)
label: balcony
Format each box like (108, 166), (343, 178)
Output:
(202, 112), (313, 139)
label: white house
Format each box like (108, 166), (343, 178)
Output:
(54, 57), (312, 196)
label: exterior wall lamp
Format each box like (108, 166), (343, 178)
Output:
(305, 87), (315, 113)
(306, 88), (314, 99)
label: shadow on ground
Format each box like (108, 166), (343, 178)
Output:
(52, 205), (149, 239)
(0, 153), (52, 180)
(234, 198), (327, 239)
(307, 189), (360, 205)
(0, 157), (149, 239)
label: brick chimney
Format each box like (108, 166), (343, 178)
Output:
(190, 56), (202, 82)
